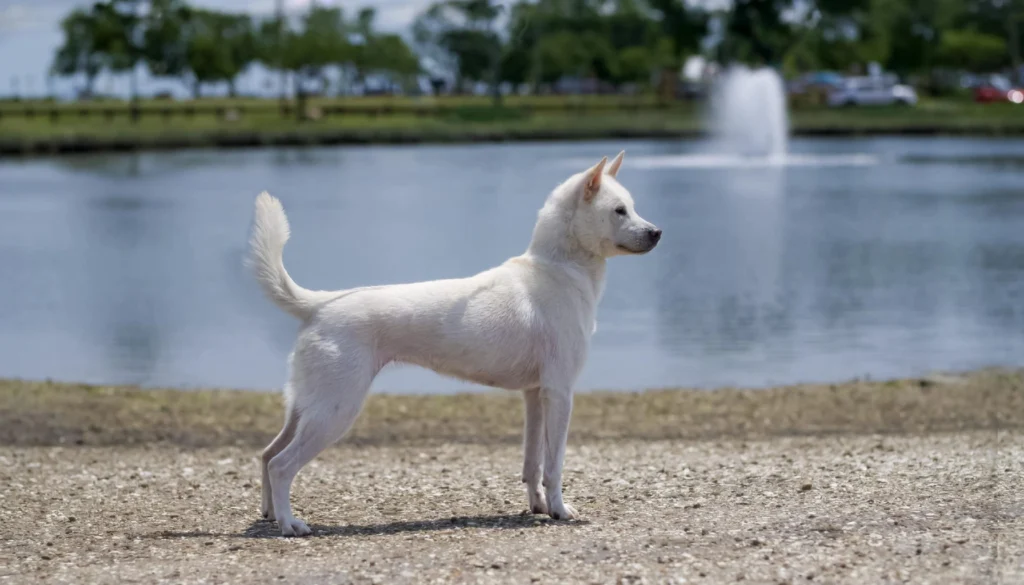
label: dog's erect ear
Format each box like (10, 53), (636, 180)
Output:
(606, 150), (625, 178)
(582, 156), (608, 203)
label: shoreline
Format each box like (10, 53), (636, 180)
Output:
(4, 124), (1024, 157)
(2, 368), (1021, 448)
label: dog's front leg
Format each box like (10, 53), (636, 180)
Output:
(541, 388), (577, 520)
(522, 388), (548, 514)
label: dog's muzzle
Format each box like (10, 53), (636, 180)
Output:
(637, 227), (662, 253)
(619, 227), (662, 254)
(647, 227), (662, 247)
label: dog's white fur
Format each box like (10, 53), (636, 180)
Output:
(247, 151), (660, 536)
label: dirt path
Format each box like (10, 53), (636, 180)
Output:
(2, 432), (1020, 584)
(1, 371), (1022, 584)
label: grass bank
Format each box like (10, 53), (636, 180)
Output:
(1, 368), (1021, 448)
(1, 97), (1023, 156)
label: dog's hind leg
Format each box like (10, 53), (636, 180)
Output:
(267, 350), (375, 537)
(521, 388), (548, 514)
(261, 402), (299, 520)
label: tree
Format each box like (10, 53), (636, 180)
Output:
(354, 7), (376, 39)
(296, 6), (351, 93)
(414, 0), (504, 102)
(960, 0), (1024, 81)
(89, 0), (147, 118)
(616, 46), (654, 84)
(185, 10), (255, 97)
(348, 8), (420, 92)
(502, 1), (546, 90)
(143, 0), (192, 82)
(52, 8), (105, 98)
(512, 26), (614, 89)
(881, 0), (962, 77)
(936, 28), (1008, 71)
(255, 15), (288, 98)
(454, 0), (505, 103)
(364, 34), (421, 77)
(648, 0), (708, 65)
(269, 5), (351, 117)
(719, 0), (796, 66)
(500, 43), (532, 87)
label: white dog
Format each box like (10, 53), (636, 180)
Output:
(247, 151), (661, 536)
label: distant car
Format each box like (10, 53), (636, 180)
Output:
(827, 75), (918, 107)
(798, 71), (845, 91)
(974, 77), (1024, 104)
(787, 71), (843, 95)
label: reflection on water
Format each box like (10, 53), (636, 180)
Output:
(902, 153), (1024, 169)
(0, 137), (1023, 393)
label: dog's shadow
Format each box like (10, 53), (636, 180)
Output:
(153, 513), (586, 540)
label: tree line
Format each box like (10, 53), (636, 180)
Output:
(52, 0), (419, 100)
(53, 0), (1024, 101)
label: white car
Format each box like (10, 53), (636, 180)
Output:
(827, 75), (918, 107)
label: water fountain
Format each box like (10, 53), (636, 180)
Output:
(709, 65), (789, 160)
(564, 62), (877, 170)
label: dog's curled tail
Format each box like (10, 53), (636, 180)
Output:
(247, 192), (328, 321)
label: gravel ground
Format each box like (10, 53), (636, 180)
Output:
(1, 371), (1022, 584)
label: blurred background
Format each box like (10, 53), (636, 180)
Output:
(0, 0), (1022, 393)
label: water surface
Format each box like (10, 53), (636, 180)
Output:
(1, 137), (1022, 392)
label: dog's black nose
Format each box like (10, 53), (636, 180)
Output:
(648, 228), (662, 244)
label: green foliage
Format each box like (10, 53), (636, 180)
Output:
(937, 28), (1008, 70)
(143, 0), (192, 78)
(719, 0), (795, 66)
(52, 9), (105, 94)
(442, 29), (502, 82)
(648, 0), (708, 62)
(47, 0), (1024, 101)
(51, 0), (420, 98)
(494, 0), (704, 91)
(185, 10), (255, 95)
(88, 0), (144, 74)
(414, 0), (504, 87)
(617, 46), (656, 84)
(363, 34), (421, 77)
(288, 6), (351, 73)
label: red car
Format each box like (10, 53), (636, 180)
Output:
(974, 83), (1024, 104)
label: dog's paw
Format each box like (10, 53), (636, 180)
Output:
(527, 486), (548, 515)
(261, 485), (274, 519)
(278, 517), (312, 537)
(548, 501), (578, 521)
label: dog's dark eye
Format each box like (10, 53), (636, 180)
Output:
(614, 206), (627, 216)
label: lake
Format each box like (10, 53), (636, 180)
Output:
(1, 137), (1023, 393)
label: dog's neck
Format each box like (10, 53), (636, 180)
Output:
(525, 197), (607, 299)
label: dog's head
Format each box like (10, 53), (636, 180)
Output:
(568, 151), (661, 258)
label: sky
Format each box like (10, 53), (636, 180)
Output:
(0, 0), (430, 98)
